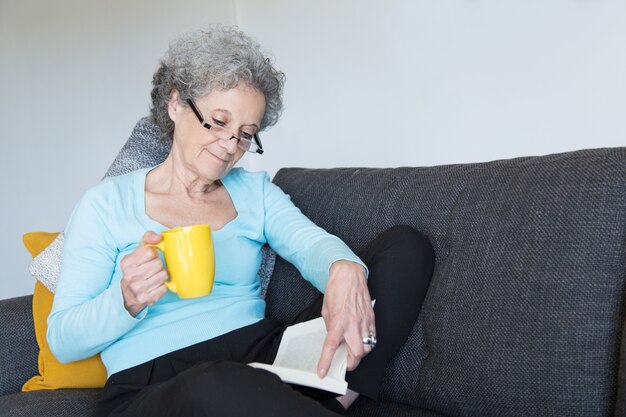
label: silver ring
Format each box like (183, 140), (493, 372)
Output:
(362, 332), (377, 348)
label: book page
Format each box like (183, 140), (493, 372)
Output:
(248, 301), (373, 394)
(273, 317), (347, 379)
(273, 327), (326, 372)
(248, 363), (348, 395)
(248, 316), (348, 394)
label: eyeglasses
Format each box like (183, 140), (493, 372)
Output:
(186, 99), (264, 155)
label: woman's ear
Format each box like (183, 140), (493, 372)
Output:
(167, 89), (181, 122)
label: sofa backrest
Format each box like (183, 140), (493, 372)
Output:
(265, 148), (626, 417)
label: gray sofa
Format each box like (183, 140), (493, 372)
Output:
(1, 120), (624, 416)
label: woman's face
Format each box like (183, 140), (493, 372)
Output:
(168, 83), (266, 182)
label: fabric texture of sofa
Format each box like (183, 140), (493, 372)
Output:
(1, 118), (625, 417)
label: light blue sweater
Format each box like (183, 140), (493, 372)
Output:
(47, 167), (365, 377)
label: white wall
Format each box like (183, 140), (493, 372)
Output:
(1, 0), (625, 299)
(237, 0), (625, 175)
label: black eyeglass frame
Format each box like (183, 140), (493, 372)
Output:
(186, 99), (264, 155)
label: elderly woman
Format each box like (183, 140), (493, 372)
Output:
(47, 26), (434, 416)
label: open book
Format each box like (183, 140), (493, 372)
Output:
(249, 316), (348, 395)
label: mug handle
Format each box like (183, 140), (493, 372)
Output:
(146, 242), (177, 294)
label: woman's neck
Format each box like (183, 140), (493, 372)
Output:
(146, 154), (222, 198)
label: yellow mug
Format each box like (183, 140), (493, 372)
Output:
(149, 224), (215, 298)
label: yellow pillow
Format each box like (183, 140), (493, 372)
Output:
(22, 232), (107, 391)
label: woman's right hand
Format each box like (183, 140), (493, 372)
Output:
(120, 231), (169, 317)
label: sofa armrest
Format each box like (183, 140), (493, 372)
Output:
(0, 295), (38, 396)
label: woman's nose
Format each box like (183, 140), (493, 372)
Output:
(219, 135), (239, 154)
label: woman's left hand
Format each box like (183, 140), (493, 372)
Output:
(317, 260), (374, 378)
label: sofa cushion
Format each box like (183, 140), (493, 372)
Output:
(22, 280), (107, 391)
(0, 389), (100, 417)
(21, 232), (107, 392)
(268, 148), (626, 417)
(27, 233), (64, 294)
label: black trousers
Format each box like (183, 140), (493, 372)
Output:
(94, 225), (435, 417)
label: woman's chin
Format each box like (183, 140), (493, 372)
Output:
(192, 153), (230, 179)
(195, 164), (232, 182)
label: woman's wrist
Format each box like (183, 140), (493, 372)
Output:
(329, 260), (367, 280)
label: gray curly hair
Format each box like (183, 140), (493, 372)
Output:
(150, 26), (285, 144)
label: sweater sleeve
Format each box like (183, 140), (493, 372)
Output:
(261, 173), (367, 293)
(47, 185), (145, 364)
